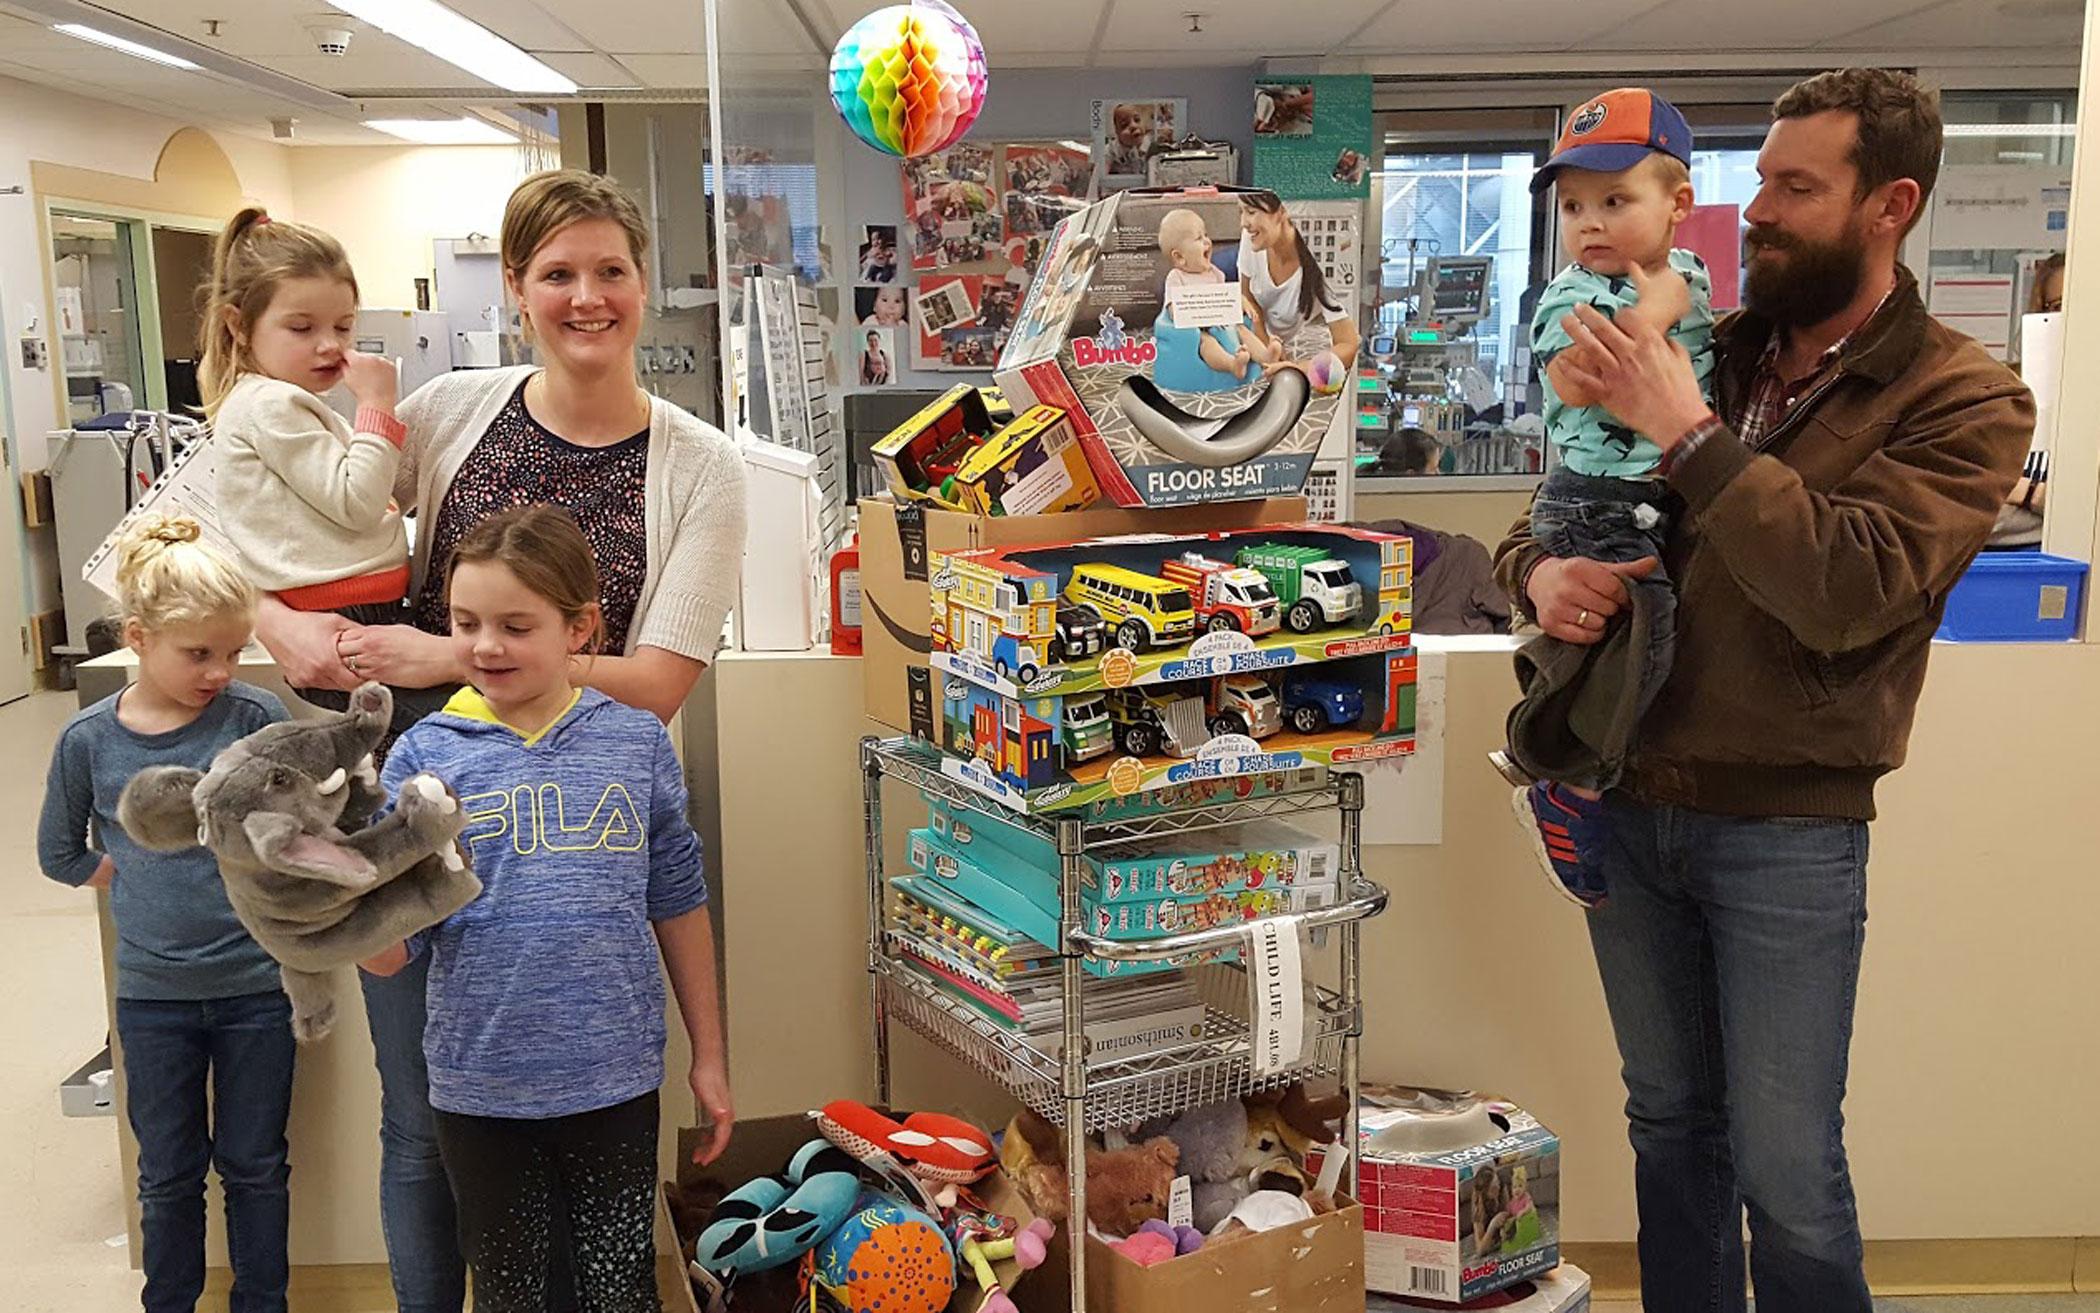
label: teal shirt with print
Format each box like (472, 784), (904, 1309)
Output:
(1533, 248), (1716, 479)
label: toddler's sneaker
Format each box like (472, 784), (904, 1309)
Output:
(1511, 781), (1609, 908)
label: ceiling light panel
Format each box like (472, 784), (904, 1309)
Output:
(328, 0), (578, 93)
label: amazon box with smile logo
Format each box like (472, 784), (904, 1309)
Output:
(993, 185), (1350, 508)
(860, 495), (1301, 733)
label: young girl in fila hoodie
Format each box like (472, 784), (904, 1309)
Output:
(360, 503), (732, 1312)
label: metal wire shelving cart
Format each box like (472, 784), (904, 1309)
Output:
(860, 735), (1389, 1311)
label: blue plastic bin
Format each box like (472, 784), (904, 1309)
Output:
(1936, 551), (2087, 641)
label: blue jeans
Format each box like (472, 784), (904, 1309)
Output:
(115, 990), (296, 1313)
(1588, 796), (1873, 1313)
(361, 955), (466, 1313)
(1531, 467), (1675, 791)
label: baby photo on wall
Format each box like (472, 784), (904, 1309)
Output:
(857, 285), (910, 331)
(858, 224), (898, 283)
(1094, 97), (1186, 188)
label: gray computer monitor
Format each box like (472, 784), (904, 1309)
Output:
(1424, 256), (1493, 324)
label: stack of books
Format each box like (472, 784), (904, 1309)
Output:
(889, 876), (1209, 1063)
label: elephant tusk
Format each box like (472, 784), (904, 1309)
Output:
(317, 768), (348, 795)
(439, 845), (465, 872)
(353, 754), (378, 787)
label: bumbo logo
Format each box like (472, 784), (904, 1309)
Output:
(1073, 335), (1157, 369)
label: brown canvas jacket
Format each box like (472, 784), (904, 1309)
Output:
(1494, 266), (2034, 819)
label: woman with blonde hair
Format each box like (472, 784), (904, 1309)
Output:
(253, 169), (746, 1311)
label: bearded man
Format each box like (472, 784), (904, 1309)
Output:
(1492, 68), (2032, 1313)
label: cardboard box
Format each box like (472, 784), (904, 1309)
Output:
(870, 383), (998, 509)
(1309, 1091), (1561, 1304)
(658, 1114), (1037, 1313)
(995, 186), (1352, 509)
(952, 404), (1102, 518)
(860, 495), (1304, 734)
(1369, 1263), (1590, 1312)
(1016, 1198), (1366, 1313)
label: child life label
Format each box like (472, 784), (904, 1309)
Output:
(1168, 281), (1247, 329)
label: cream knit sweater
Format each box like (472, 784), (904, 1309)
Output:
(212, 373), (409, 593)
(396, 366), (748, 660)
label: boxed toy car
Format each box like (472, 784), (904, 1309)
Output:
(952, 403), (1102, 517)
(995, 186), (1354, 509)
(928, 522), (1412, 700)
(858, 495), (1302, 734)
(1307, 1088), (1561, 1304)
(930, 648), (1417, 814)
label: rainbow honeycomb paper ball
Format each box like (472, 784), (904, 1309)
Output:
(1306, 349), (1350, 394)
(830, 1), (988, 158)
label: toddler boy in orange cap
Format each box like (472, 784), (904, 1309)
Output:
(1504, 88), (1718, 908)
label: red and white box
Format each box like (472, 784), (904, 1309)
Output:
(1309, 1088), (1560, 1304)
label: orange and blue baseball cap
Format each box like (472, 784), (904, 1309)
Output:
(1531, 88), (1693, 193)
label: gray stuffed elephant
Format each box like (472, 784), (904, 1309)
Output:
(117, 683), (481, 1042)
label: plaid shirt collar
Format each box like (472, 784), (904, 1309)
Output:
(1733, 284), (1895, 450)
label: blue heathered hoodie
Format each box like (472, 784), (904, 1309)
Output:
(383, 686), (708, 1120)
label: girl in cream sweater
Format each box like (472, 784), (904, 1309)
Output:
(202, 207), (423, 732)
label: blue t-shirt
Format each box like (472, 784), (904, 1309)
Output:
(385, 687), (708, 1120)
(1533, 248), (1717, 479)
(39, 682), (290, 1001)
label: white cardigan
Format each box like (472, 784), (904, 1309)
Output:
(395, 366), (747, 660)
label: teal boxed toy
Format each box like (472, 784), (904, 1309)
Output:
(929, 799), (1339, 905)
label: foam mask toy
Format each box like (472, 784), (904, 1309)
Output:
(694, 1139), (861, 1279)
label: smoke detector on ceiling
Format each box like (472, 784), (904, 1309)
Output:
(300, 15), (354, 56)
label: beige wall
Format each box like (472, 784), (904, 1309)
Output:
(1355, 486), (1531, 552)
(283, 145), (526, 311)
(702, 642), (2100, 1244)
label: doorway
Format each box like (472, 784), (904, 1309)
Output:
(150, 227), (212, 415)
(50, 213), (151, 423)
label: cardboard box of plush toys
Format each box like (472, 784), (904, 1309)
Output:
(1006, 1086), (1367, 1313)
(1307, 1087), (1562, 1304)
(660, 1106), (1042, 1313)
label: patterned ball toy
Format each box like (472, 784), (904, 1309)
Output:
(807, 1191), (957, 1313)
(829, 1), (988, 158)
(1305, 349), (1350, 394)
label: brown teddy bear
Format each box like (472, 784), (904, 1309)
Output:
(999, 1109), (1180, 1236)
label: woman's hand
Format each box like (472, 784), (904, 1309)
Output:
(334, 623), (461, 690)
(83, 856), (115, 891)
(690, 1059), (734, 1166)
(255, 597), (359, 690)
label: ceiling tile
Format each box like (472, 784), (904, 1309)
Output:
(442, 0), (592, 51)
(1824, 0), (2083, 48)
(533, 50), (640, 88)
(559, 0), (707, 51)
(1102, 0), (1385, 56)
(1349, 0), (1660, 52)
(612, 52), (711, 87)
(1573, 0), (1950, 51)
